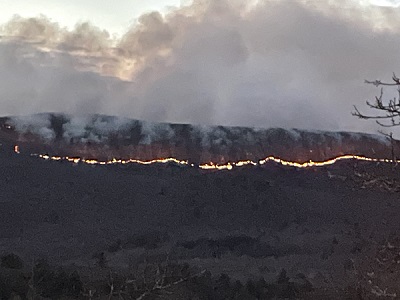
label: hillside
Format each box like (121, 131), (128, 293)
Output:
(0, 113), (395, 165)
(1, 130), (400, 298)
(0, 115), (400, 300)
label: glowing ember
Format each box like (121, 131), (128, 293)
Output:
(11, 143), (396, 171)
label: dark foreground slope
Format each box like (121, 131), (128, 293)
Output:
(1, 144), (400, 298)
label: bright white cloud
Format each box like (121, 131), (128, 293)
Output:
(369, 0), (400, 6)
(1, 0), (396, 36)
(359, 0), (400, 6)
(0, 0), (183, 35)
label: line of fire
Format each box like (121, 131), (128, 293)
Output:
(12, 144), (396, 171)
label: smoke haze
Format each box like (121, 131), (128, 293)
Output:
(1, 0), (400, 133)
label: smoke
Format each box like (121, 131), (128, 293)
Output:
(10, 114), (56, 140)
(1, 0), (400, 134)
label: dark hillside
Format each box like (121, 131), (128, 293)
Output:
(0, 113), (397, 164)
(1, 142), (400, 298)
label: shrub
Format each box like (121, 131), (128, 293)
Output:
(125, 231), (169, 249)
(107, 239), (122, 253)
(33, 259), (83, 298)
(1, 253), (23, 269)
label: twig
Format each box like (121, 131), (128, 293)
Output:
(135, 270), (206, 300)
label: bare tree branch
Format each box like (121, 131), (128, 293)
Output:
(353, 75), (400, 128)
(135, 269), (206, 300)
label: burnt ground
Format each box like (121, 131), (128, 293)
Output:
(1, 142), (400, 299)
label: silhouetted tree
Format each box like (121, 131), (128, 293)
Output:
(353, 74), (400, 161)
(353, 73), (400, 127)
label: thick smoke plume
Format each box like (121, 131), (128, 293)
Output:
(1, 0), (400, 134)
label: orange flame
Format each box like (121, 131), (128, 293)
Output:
(17, 148), (394, 170)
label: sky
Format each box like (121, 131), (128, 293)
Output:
(369, 0), (400, 6)
(0, 0), (184, 35)
(0, 1), (398, 35)
(1, 0), (400, 134)
(0, 1), (398, 29)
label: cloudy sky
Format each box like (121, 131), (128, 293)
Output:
(1, 0), (400, 133)
(0, 0), (184, 35)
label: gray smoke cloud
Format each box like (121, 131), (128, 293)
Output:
(1, 0), (400, 134)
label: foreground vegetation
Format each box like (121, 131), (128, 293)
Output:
(0, 253), (359, 299)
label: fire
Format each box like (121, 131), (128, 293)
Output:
(35, 154), (190, 167)
(13, 144), (396, 170)
(258, 155), (389, 168)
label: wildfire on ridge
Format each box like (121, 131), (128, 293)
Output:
(12, 144), (396, 170)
